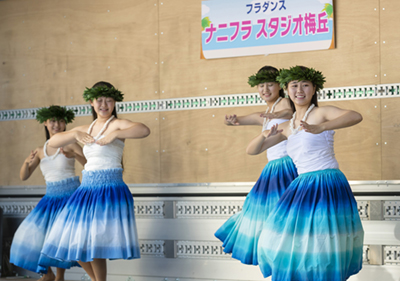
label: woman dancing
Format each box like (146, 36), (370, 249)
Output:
(215, 66), (298, 265)
(40, 82), (150, 281)
(250, 66), (364, 280)
(10, 105), (85, 281)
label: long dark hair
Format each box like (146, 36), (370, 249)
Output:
(257, 66), (285, 98)
(90, 81), (118, 121)
(287, 66), (319, 112)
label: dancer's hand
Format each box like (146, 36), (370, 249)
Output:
(225, 114), (239, 125)
(300, 121), (324, 134)
(262, 124), (283, 138)
(96, 132), (117, 146)
(75, 131), (95, 145)
(24, 150), (37, 164)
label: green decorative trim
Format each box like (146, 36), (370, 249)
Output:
(1, 83), (400, 121)
(36, 105), (75, 124)
(277, 66), (326, 92)
(83, 86), (124, 102)
(247, 69), (280, 87)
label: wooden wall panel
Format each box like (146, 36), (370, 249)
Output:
(159, 106), (269, 183)
(159, 109), (211, 183)
(121, 112), (161, 184)
(1, 0), (400, 186)
(63, 0), (159, 103)
(322, 99), (382, 180)
(0, 0), (68, 111)
(380, 0), (400, 84)
(0, 119), (46, 186)
(0, 0), (159, 111)
(381, 98), (400, 179)
(0, 101), (384, 186)
(159, 99), (382, 183)
(158, 0), (380, 100)
(206, 107), (271, 183)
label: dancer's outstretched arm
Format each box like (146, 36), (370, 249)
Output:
(95, 119), (150, 146)
(224, 112), (264, 126)
(260, 108), (293, 120)
(301, 106), (362, 134)
(48, 126), (94, 148)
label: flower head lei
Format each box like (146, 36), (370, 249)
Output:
(83, 85), (124, 102)
(277, 66), (326, 93)
(36, 105), (75, 124)
(247, 69), (280, 87)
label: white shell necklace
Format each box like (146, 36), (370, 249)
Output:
(262, 96), (283, 131)
(87, 115), (115, 140)
(290, 104), (315, 135)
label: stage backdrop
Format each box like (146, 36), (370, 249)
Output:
(0, 0), (399, 186)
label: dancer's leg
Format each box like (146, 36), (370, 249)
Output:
(78, 261), (96, 281)
(91, 259), (107, 281)
(37, 267), (55, 281)
(55, 267), (66, 281)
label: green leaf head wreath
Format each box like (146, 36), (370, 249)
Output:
(83, 85), (124, 102)
(36, 105), (75, 124)
(277, 66), (326, 93)
(247, 69), (280, 87)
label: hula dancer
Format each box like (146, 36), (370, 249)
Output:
(40, 82), (150, 281)
(10, 106), (85, 281)
(215, 66), (298, 265)
(250, 66), (364, 280)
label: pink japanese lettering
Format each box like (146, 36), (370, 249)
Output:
(317, 11), (329, 33)
(268, 17), (279, 38)
(280, 16), (291, 37)
(292, 14), (303, 35)
(241, 20), (252, 40)
(304, 13), (316, 35)
(230, 22), (240, 41)
(205, 23), (217, 44)
(217, 23), (229, 42)
(256, 19), (268, 39)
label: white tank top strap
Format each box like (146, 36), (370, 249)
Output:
(262, 96), (283, 132)
(43, 140), (60, 160)
(87, 115), (115, 139)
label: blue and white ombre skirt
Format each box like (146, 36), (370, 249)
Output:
(10, 176), (80, 273)
(257, 169), (364, 281)
(215, 156), (298, 265)
(40, 168), (141, 263)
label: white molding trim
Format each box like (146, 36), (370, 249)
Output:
(176, 201), (243, 218)
(176, 241), (230, 259)
(1, 180), (399, 196)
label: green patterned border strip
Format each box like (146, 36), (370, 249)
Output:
(1, 83), (399, 121)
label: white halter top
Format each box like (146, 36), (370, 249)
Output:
(286, 107), (339, 174)
(83, 116), (124, 171)
(261, 98), (289, 161)
(40, 140), (76, 182)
